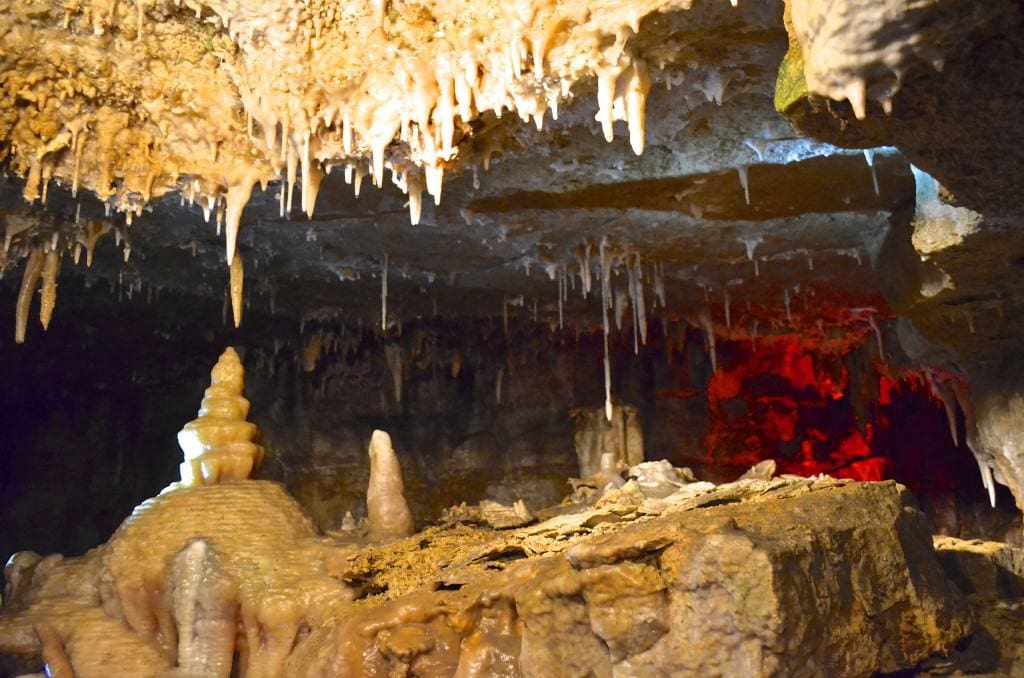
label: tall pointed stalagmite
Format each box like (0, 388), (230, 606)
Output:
(177, 347), (264, 487)
(366, 430), (414, 540)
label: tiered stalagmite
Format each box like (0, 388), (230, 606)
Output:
(176, 347), (264, 487)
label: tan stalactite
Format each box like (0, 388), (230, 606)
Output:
(83, 220), (112, 267)
(229, 251), (244, 329)
(15, 249), (45, 344)
(40, 249), (61, 330)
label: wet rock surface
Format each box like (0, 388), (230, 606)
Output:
(1, 476), (974, 677)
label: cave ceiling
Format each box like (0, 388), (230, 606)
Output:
(0, 0), (1020, 373)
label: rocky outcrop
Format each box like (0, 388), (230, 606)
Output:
(932, 537), (1024, 674)
(1, 475), (972, 677)
(778, 0), (1024, 519)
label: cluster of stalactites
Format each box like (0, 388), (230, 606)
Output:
(8, 215), (126, 344)
(10, 0), (678, 276)
(176, 347), (265, 487)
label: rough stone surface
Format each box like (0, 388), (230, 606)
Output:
(0, 476), (972, 677)
(931, 537), (1024, 675)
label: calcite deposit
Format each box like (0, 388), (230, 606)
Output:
(366, 429), (416, 541)
(0, 468), (977, 676)
(176, 346), (264, 487)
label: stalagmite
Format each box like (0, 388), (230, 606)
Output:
(366, 430), (415, 541)
(176, 347), (265, 487)
(784, 288), (792, 324)
(600, 238), (613, 421)
(15, 249), (44, 344)
(39, 249), (60, 330)
(229, 252), (244, 328)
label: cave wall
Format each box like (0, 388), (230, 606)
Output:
(3, 278), (1018, 563)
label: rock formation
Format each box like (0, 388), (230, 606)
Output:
(366, 430), (416, 541)
(0, 470), (980, 676)
(177, 347), (265, 487)
(572, 402), (644, 481)
(3, 1), (1024, 673)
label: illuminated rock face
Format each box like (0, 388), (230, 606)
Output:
(177, 347), (264, 487)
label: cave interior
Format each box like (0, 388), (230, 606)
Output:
(1, 0), (1024, 676)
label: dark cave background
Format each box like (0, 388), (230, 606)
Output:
(0, 281), (1018, 564)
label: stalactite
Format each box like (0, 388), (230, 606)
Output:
(39, 249), (60, 330)
(635, 254), (647, 346)
(381, 253), (388, 331)
(724, 286), (733, 329)
(557, 265), (565, 329)
(83, 220), (111, 267)
(699, 311), (717, 373)
(868, 315), (884, 360)
(654, 261), (666, 308)
(737, 166), (750, 205)
(863, 149), (880, 196)
(600, 237), (612, 421)
(614, 287), (627, 332)
(741, 236), (762, 277)
(229, 251), (244, 328)
(15, 249), (44, 344)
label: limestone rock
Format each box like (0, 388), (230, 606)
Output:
(0, 477), (973, 677)
(934, 536), (1024, 601)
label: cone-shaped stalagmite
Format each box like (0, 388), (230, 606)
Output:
(366, 430), (414, 540)
(177, 347), (264, 487)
